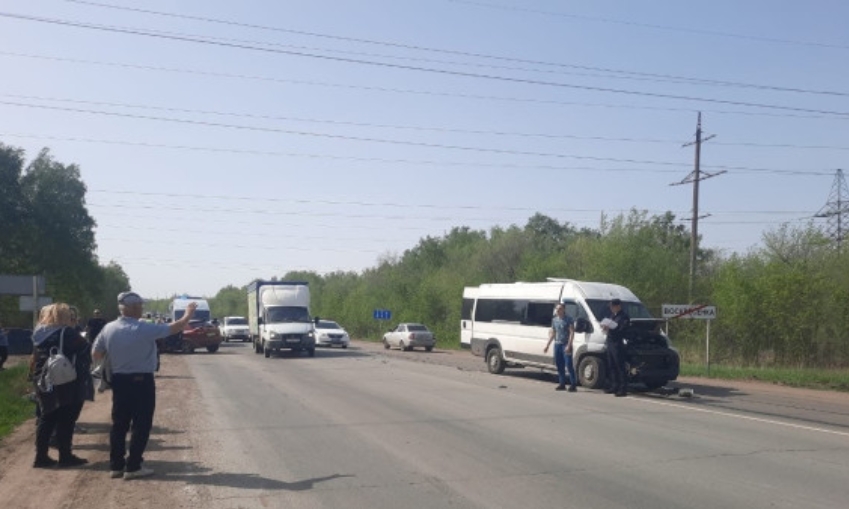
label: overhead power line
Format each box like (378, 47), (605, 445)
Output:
(5, 93), (849, 152)
(64, 0), (849, 98)
(0, 129), (833, 178)
(450, 0), (849, 51)
(1, 51), (844, 122)
(2, 11), (849, 116)
(88, 189), (816, 217)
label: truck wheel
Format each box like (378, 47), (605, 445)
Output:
(577, 355), (606, 389)
(425, 346), (433, 352)
(207, 345), (219, 353)
(486, 345), (505, 374)
(264, 346), (271, 358)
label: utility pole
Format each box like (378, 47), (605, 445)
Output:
(815, 169), (849, 254)
(672, 113), (724, 303)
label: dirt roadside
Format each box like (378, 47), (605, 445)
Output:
(2, 342), (847, 509)
(0, 354), (205, 509)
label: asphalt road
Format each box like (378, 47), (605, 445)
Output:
(178, 342), (849, 509)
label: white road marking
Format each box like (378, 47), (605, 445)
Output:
(633, 396), (849, 438)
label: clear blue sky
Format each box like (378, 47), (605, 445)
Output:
(2, 0), (847, 298)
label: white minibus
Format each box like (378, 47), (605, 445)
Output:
(461, 279), (679, 390)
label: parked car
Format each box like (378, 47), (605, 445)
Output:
(383, 323), (435, 352)
(314, 319), (350, 348)
(220, 316), (250, 342)
(158, 320), (222, 354)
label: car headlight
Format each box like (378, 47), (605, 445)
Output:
(270, 332), (280, 339)
(319, 333), (328, 339)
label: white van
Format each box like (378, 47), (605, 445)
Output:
(169, 296), (211, 323)
(461, 279), (679, 390)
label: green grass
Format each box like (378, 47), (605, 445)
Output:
(680, 363), (849, 392)
(0, 364), (35, 439)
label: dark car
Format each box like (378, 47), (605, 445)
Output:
(158, 320), (222, 354)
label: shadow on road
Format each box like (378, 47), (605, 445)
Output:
(131, 459), (353, 490)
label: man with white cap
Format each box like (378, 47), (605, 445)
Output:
(93, 291), (197, 480)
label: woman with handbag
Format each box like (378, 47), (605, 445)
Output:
(29, 303), (90, 468)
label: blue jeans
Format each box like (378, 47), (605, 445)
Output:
(554, 344), (577, 388)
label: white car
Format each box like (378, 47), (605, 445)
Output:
(383, 323), (435, 352)
(220, 316), (250, 342)
(314, 320), (350, 348)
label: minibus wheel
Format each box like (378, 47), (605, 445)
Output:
(486, 345), (505, 374)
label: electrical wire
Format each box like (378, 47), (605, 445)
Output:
(2, 11), (848, 116)
(65, 0), (849, 97)
(449, 0), (849, 51)
(1, 50), (842, 122)
(0, 104), (835, 176)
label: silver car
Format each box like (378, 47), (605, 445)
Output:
(314, 320), (350, 348)
(383, 323), (435, 352)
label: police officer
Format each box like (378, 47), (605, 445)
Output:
(603, 298), (630, 397)
(93, 291), (197, 480)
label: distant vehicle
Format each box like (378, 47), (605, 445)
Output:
(247, 280), (316, 358)
(220, 316), (250, 342)
(314, 320), (350, 348)
(169, 296), (211, 322)
(157, 319), (222, 354)
(383, 323), (435, 352)
(461, 279), (680, 390)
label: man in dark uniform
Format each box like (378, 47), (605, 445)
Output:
(85, 309), (107, 342)
(603, 298), (630, 397)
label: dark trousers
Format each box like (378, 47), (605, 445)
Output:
(606, 341), (628, 393)
(110, 373), (156, 472)
(0, 345), (8, 368)
(36, 401), (83, 460)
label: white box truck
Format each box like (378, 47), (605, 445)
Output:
(461, 279), (679, 390)
(247, 280), (317, 358)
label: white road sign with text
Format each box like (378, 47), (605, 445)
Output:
(662, 304), (717, 319)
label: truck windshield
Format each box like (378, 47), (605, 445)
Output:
(266, 306), (310, 323)
(585, 299), (652, 321)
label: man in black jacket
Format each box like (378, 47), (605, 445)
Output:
(603, 298), (630, 397)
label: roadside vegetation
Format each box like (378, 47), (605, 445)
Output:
(680, 363), (849, 392)
(0, 365), (33, 440)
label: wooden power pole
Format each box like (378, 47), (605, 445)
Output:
(672, 113), (723, 302)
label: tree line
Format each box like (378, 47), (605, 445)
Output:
(3, 142), (846, 368)
(202, 211), (847, 369)
(0, 143), (130, 326)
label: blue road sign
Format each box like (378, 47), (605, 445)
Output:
(373, 309), (392, 320)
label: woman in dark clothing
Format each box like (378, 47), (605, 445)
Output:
(29, 303), (90, 468)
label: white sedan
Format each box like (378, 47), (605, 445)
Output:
(382, 323), (435, 352)
(314, 320), (350, 348)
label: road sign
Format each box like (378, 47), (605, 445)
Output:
(0, 275), (46, 295)
(373, 309), (392, 320)
(661, 304), (717, 319)
(19, 296), (53, 312)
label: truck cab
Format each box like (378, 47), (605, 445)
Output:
(247, 281), (316, 358)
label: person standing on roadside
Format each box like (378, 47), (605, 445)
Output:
(544, 304), (577, 392)
(93, 291), (197, 480)
(29, 303), (90, 468)
(0, 319), (9, 370)
(602, 298), (630, 397)
(85, 309), (107, 342)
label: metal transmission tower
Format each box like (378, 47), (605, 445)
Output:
(672, 112), (725, 302)
(815, 169), (849, 253)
